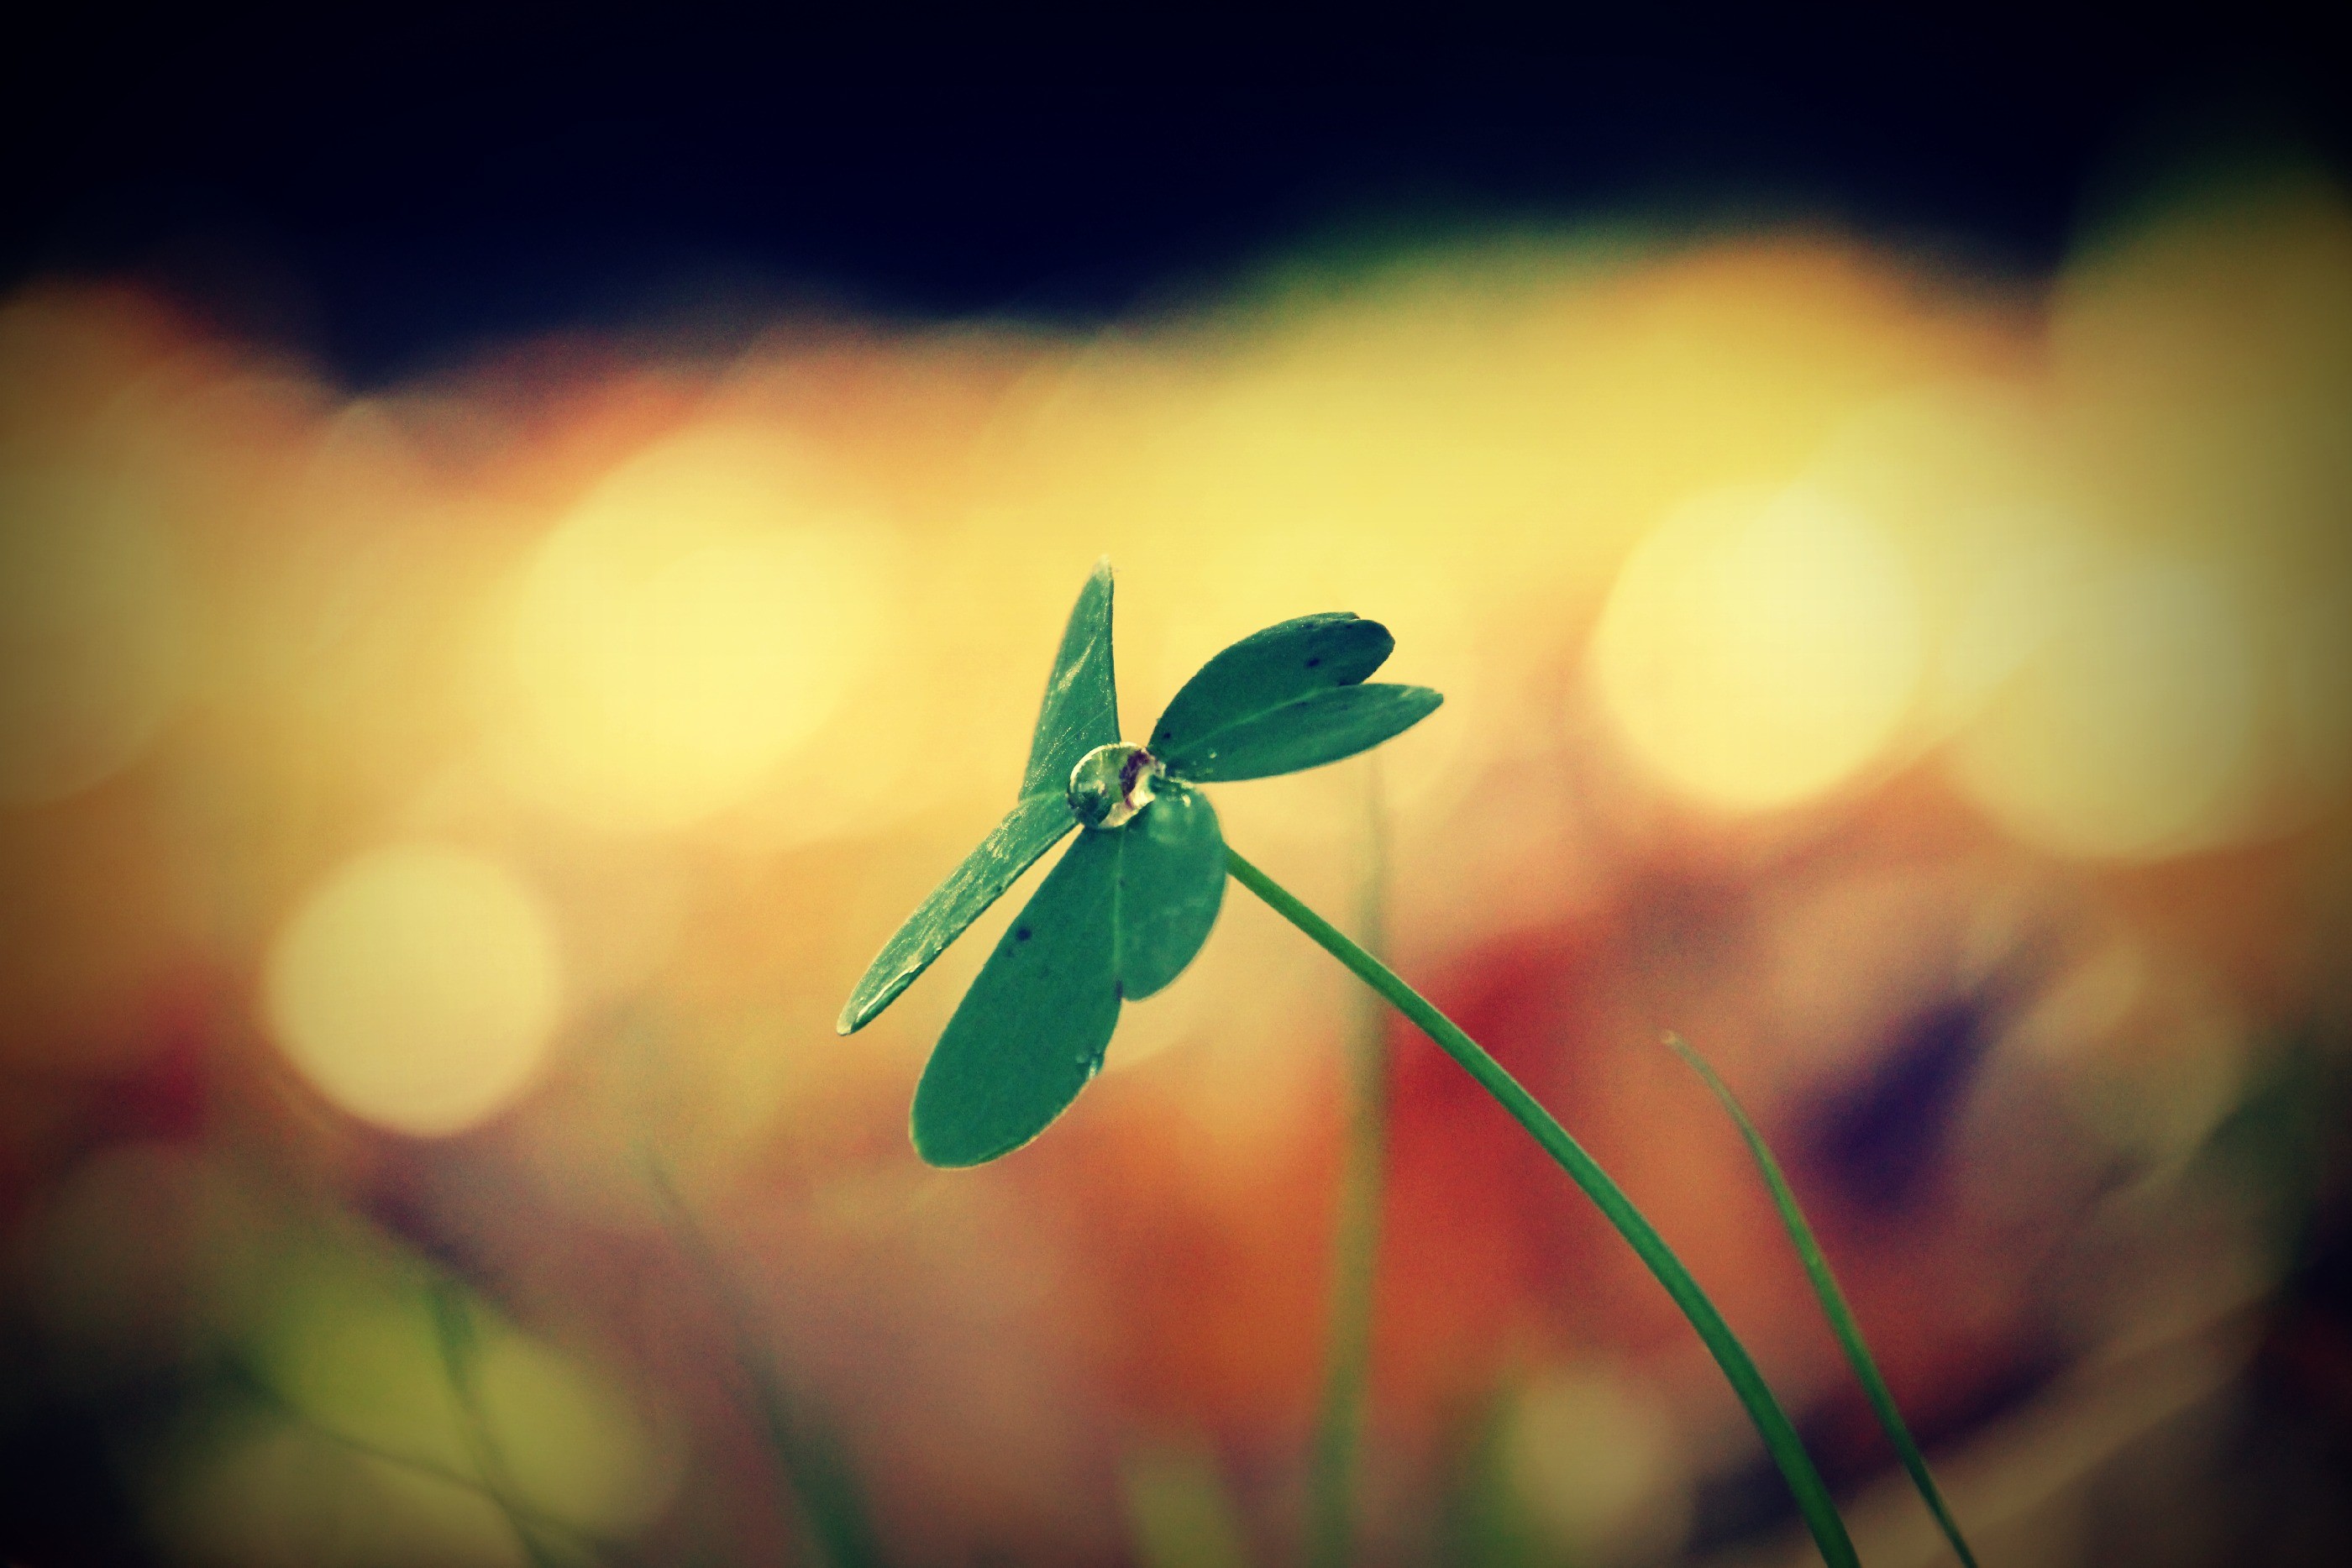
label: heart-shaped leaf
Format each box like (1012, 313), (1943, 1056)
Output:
(1150, 613), (1392, 769)
(913, 826), (1122, 1166)
(837, 792), (1076, 1035)
(910, 784), (1226, 1166)
(1158, 682), (1442, 783)
(1020, 557), (1121, 800)
(1112, 783), (1225, 999)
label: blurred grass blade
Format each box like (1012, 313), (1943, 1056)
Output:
(837, 793), (1075, 1034)
(1112, 784), (1226, 999)
(912, 827), (1122, 1166)
(1151, 612), (1393, 766)
(1121, 1442), (1257, 1568)
(1664, 1033), (1979, 1568)
(428, 1283), (574, 1568)
(646, 1162), (888, 1568)
(1436, 1382), (1546, 1568)
(1021, 556), (1121, 799)
(1159, 684), (1442, 783)
(232, 1356), (635, 1566)
(1226, 847), (1856, 1568)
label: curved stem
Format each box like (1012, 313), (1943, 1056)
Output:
(1225, 846), (1856, 1568)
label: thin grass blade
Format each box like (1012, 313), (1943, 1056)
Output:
(1665, 1033), (1978, 1568)
(1226, 847), (1856, 1568)
(912, 828), (1122, 1166)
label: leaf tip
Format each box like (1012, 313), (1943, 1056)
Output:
(909, 1112), (1009, 1170)
(837, 983), (880, 1036)
(837, 978), (897, 1036)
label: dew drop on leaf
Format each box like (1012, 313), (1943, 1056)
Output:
(1068, 741), (1158, 829)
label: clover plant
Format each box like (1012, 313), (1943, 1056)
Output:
(838, 560), (1438, 1163)
(841, 561), (1977, 1568)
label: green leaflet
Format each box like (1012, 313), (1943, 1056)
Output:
(1151, 611), (1439, 781)
(1020, 557), (1121, 800)
(1160, 683), (1443, 783)
(1111, 784), (1225, 999)
(836, 793), (1074, 1035)
(913, 828), (1123, 1167)
(1151, 613), (1394, 763)
(839, 563), (1122, 1035)
(911, 789), (1225, 1167)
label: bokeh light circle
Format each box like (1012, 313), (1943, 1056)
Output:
(1500, 1366), (1692, 1564)
(1589, 485), (1924, 813)
(1950, 557), (2260, 860)
(263, 846), (562, 1136)
(497, 423), (885, 831)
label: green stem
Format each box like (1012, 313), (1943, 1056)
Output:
(1224, 846), (1857, 1568)
(1666, 1034), (1977, 1567)
(1306, 763), (1390, 1568)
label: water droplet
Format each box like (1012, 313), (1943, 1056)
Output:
(1068, 741), (1158, 829)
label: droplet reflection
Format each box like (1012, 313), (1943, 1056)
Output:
(1068, 741), (1158, 829)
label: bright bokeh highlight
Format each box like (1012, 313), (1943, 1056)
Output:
(496, 422), (887, 832)
(1589, 485), (1924, 813)
(1950, 556), (2261, 860)
(263, 846), (562, 1136)
(1499, 1365), (1692, 1565)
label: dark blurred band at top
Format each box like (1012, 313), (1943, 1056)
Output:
(5, 13), (2348, 384)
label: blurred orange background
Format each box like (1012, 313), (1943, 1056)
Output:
(4, 149), (2351, 1565)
